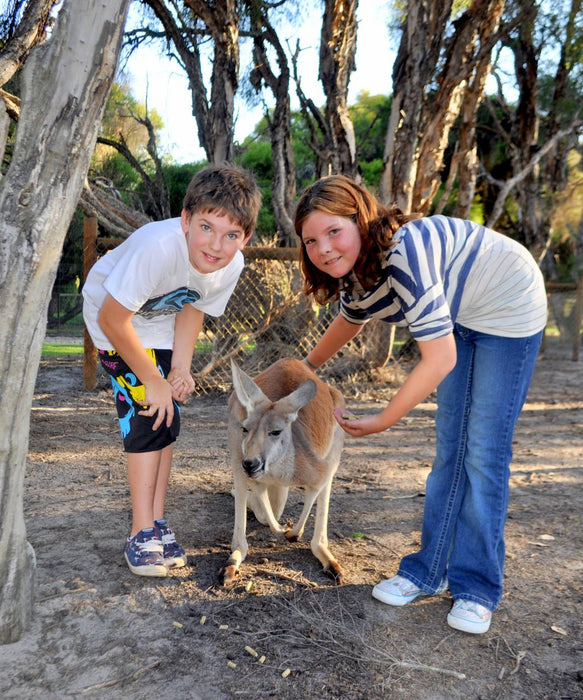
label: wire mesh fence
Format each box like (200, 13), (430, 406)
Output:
(188, 249), (408, 395)
(69, 245), (583, 393)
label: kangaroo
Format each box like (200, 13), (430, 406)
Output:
(219, 357), (346, 586)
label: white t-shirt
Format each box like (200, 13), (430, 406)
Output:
(82, 217), (244, 350)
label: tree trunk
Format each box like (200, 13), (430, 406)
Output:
(293, 0), (359, 180)
(453, 55), (492, 218)
(319, 0), (359, 179)
(454, 0), (505, 218)
(251, 9), (296, 246)
(414, 0), (506, 213)
(0, 0), (129, 644)
(379, 0), (453, 209)
(0, 0), (58, 88)
(144, 0), (240, 164)
(380, 0), (507, 214)
(508, 0), (540, 248)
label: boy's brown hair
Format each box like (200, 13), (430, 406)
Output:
(183, 163), (262, 237)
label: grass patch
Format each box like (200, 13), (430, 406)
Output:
(42, 343), (84, 357)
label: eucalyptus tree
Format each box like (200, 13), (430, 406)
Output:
(380, 0), (509, 214)
(484, 0), (583, 265)
(293, 0), (359, 179)
(134, 0), (241, 164)
(248, 0), (297, 245)
(0, 0), (129, 643)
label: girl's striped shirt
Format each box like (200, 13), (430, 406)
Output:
(340, 216), (547, 340)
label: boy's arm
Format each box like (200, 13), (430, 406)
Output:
(98, 294), (175, 430)
(167, 304), (204, 400)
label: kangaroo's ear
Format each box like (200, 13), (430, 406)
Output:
(274, 379), (317, 422)
(230, 360), (270, 412)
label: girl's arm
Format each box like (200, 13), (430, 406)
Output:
(336, 333), (457, 436)
(167, 304), (204, 401)
(306, 314), (363, 369)
(98, 294), (175, 430)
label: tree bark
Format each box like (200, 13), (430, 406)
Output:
(380, 0), (507, 214)
(490, 0), (583, 262)
(250, 7), (296, 246)
(293, 0), (359, 179)
(0, 0), (58, 89)
(142, 0), (240, 164)
(379, 0), (452, 209)
(319, 0), (359, 179)
(413, 0), (506, 213)
(0, 0), (129, 644)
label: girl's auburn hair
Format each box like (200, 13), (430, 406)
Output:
(294, 175), (419, 304)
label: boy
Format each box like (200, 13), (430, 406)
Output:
(82, 164), (262, 577)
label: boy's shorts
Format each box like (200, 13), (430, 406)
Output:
(99, 348), (180, 453)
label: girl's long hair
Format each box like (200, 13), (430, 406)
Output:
(294, 175), (419, 304)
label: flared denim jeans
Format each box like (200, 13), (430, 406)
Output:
(398, 323), (543, 610)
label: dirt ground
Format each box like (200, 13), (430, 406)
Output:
(2, 336), (582, 699)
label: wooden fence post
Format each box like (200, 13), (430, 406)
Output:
(572, 276), (583, 362)
(83, 216), (97, 390)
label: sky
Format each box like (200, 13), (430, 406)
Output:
(123, 1), (396, 164)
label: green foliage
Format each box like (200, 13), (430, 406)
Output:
(91, 80), (166, 187)
(93, 152), (143, 201)
(360, 158), (383, 189)
(100, 80), (164, 149)
(161, 161), (207, 216)
(350, 91), (392, 164)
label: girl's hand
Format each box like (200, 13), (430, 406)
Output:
(139, 376), (175, 430)
(333, 408), (388, 437)
(168, 367), (195, 402)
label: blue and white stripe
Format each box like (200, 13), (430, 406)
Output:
(340, 216), (547, 340)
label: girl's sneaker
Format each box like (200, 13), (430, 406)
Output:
(154, 519), (187, 568)
(372, 574), (448, 606)
(447, 599), (492, 634)
(124, 528), (167, 577)
(372, 575), (424, 606)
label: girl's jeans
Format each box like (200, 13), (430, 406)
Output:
(398, 323), (543, 611)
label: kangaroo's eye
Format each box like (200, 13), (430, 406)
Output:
(268, 430), (282, 437)
(241, 426), (248, 434)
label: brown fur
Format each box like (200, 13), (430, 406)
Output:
(219, 358), (346, 586)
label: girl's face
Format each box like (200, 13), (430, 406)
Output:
(301, 210), (362, 278)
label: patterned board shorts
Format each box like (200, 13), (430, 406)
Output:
(99, 348), (180, 453)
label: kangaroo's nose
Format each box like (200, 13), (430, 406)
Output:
(242, 458), (263, 477)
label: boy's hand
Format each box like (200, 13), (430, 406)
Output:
(168, 367), (195, 403)
(139, 375), (175, 430)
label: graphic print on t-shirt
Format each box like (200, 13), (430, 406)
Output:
(137, 287), (201, 318)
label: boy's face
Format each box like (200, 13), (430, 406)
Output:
(181, 209), (251, 274)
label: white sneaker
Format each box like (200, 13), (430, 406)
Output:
(372, 575), (424, 606)
(447, 599), (492, 634)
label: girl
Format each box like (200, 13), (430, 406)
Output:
(295, 175), (546, 634)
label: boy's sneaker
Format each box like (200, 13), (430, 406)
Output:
(372, 574), (448, 606)
(447, 599), (492, 634)
(124, 528), (167, 577)
(154, 519), (187, 568)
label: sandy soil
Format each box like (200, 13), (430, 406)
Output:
(2, 337), (582, 699)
